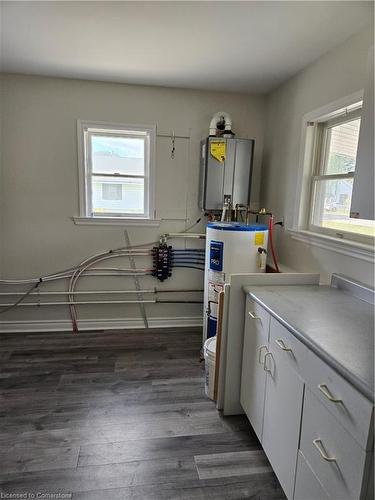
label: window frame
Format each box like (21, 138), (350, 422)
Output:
(290, 92), (375, 261)
(307, 107), (369, 244)
(76, 120), (156, 221)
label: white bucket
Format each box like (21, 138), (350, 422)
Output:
(204, 336), (216, 400)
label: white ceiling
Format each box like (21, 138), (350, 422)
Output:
(1, 1), (373, 94)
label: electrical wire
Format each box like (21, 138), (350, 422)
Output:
(172, 249), (205, 253)
(172, 253), (205, 256)
(172, 262), (205, 266)
(0, 251), (153, 285)
(173, 265), (204, 271)
(172, 255), (205, 261)
(172, 254), (205, 257)
(172, 256), (205, 259)
(183, 217), (203, 233)
(172, 259), (205, 262)
(172, 265), (205, 268)
(172, 252), (205, 256)
(0, 282), (40, 314)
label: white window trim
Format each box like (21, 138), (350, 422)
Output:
(288, 229), (374, 263)
(290, 90), (374, 262)
(75, 120), (158, 226)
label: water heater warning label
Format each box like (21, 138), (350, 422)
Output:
(254, 232), (265, 246)
(210, 141), (226, 163)
(208, 270), (225, 284)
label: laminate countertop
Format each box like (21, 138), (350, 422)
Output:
(243, 284), (374, 402)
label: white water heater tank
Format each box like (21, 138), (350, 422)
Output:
(203, 222), (268, 342)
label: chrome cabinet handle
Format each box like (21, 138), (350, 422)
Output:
(275, 338), (293, 352)
(258, 345), (268, 364)
(263, 352), (273, 372)
(248, 311), (261, 320)
(318, 384), (343, 404)
(313, 439), (336, 462)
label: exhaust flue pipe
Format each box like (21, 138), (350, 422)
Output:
(209, 111), (233, 136)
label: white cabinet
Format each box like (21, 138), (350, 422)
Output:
(262, 319), (306, 500)
(240, 297), (270, 441)
(240, 309), (307, 499)
(240, 299), (374, 500)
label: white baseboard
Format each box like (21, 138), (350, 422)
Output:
(0, 316), (203, 333)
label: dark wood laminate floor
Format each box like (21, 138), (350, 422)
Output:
(0, 327), (286, 499)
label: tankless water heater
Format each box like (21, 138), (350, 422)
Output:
(199, 137), (255, 211)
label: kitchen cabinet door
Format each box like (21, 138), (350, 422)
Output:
(240, 298), (270, 441)
(262, 318), (306, 500)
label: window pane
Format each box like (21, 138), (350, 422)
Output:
(92, 177), (144, 215)
(313, 178), (375, 237)
(324, 119), (360, 174)
(91, 135), (145, 175)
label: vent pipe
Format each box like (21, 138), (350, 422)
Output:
(209, 112), (233, 136)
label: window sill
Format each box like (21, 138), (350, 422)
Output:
(288, 229), (374, 263)
(72, 216), (162, 227)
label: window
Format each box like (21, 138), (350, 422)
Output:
(307, 103), (375, 245)
(77, 121), (156, 220)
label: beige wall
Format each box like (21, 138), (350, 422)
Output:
(2, 26), (374, 329)
(0, 74), (265, 325)
(0, 75), (2, 279)
(262, 27), (374, 286)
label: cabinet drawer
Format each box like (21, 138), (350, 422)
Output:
(304, 349), (373, 450)
(300, 388), (369, 500)
(246, 298), (271, 339)
(268, 317), (308, 379)
(294, 451), (330, 500)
